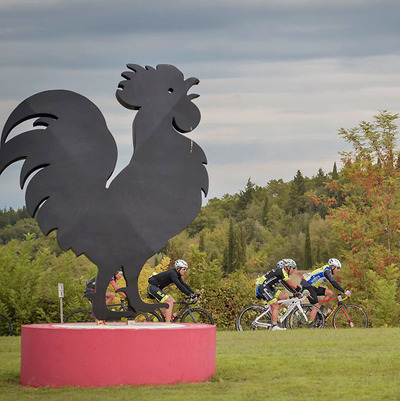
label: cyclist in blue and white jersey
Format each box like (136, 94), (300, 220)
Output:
(301, 258), (351, 326)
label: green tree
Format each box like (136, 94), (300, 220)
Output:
(304, 223), (312, 269)
(332, 162), (339, 180)
(286, 170), (306, 215)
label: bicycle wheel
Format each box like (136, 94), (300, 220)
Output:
(236, 305), (271, 331)
(333, 304), (368, 328)
(180, 308), (214, 325)
(130, 311), (164, 322)
(288, 304), (325, 329)
(64, 309), (95, 323)
(0, 313), (13, 336)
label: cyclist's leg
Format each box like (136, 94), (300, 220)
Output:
(147, 284), (173, 322)
(106, 290), (115, 305)
(305, 285), (320, 323)
(259, 285), (283, 328)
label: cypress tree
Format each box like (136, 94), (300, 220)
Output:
(304, 223), (312, 269)
(199, 232), (205, 252)
(332, 162), (339, 180)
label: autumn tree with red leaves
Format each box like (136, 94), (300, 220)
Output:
(324, 111), (400, 326)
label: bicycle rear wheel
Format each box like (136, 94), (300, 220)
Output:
(0, 313), (13, 336)
(64, 309), (95, 323)
(236, 305), (271, 331)
(180, 308), (214, 324)
(288, 304), (325, 329)
(333, 304), (368, 328)
(130, 311), (164, 322)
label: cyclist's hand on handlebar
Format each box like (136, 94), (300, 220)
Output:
(190, 293), (201, 301)
(302, 289), (310, 297)
(345, 290), (351, 297)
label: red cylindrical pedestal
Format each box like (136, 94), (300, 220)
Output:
(21, 322), (215, 388)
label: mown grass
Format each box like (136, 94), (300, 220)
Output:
(0, 328), (399, 401)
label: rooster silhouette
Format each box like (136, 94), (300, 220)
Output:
(0, 64), (208, 320)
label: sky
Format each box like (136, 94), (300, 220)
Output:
(1, 0), (400, 210)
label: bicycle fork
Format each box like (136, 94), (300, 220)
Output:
(339, 305), (355, 328)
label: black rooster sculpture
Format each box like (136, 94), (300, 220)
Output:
(0, 64), (208, 320)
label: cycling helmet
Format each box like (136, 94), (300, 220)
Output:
(328, 258), (341, 269)
(276, 259), (285, 268)
(285, 259), (297, 269)
(175, 259), (188, 270)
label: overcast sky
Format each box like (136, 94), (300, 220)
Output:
(1, 0), (400, 210)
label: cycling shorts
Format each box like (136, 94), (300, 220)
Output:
(147, 284), (170, 303)
(256, 284), (281, 305)
(301, 281), (326, 304)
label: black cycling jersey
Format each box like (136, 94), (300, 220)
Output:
(148, 268), (194, 296)
(258, 267), (297, 294)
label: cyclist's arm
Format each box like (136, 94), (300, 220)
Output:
(172, 274), (194, 296)
(110, 279), (126, 297)
(324, 270), (346, 293)
(280, 269), (301, 294)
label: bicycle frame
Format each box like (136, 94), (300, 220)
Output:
(277, 296), (310, 325)
(318, 295), (354, 326)
(171, 298), (198, 322)
(253, 296), (309, 329)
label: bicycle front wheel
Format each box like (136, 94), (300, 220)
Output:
(64, 309), (95, 323)
(236, 305), (271, 331)
(180, 308), (214, 325)
(0, 313), (13, 336)
(333, 304), (368, 328)
(289, 304), (325, 329)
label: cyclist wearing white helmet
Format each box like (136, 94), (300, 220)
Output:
(256, 258), (302, 331)
(147, 259), (200, 322)
(301, 258), (351, 327)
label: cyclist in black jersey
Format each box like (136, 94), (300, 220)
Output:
(256, 258), (302, 331)
(147, 259), (200, 322)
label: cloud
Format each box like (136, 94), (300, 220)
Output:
(0, 0), (400, 209)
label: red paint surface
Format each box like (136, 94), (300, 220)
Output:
(20, 322), (216, 388)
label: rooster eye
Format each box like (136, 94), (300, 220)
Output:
(168, 88), (174, 93)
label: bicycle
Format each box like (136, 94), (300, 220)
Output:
(151, 296), (214, 324)
(317, 294), (368, 329)
(0, 310), (13, 336)
(64, 290), (158, 323)
(236, 294), (325, 331)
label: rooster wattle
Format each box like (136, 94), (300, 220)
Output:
(0, 64), (208, 320)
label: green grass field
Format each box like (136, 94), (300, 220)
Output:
(1, 328), (399, 401)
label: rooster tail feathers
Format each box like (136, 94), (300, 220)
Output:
(0, 89), (118, 219)
(1, 92), (61, 146)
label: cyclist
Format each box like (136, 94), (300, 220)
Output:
(256, 258), (303, 331)
(147, 259), (200, 322)
(301, 258), (351, 327)
(84, 270), (125, 304)
(84, 270), (125, 325)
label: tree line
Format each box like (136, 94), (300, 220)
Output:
(0, 111), (399, 330)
